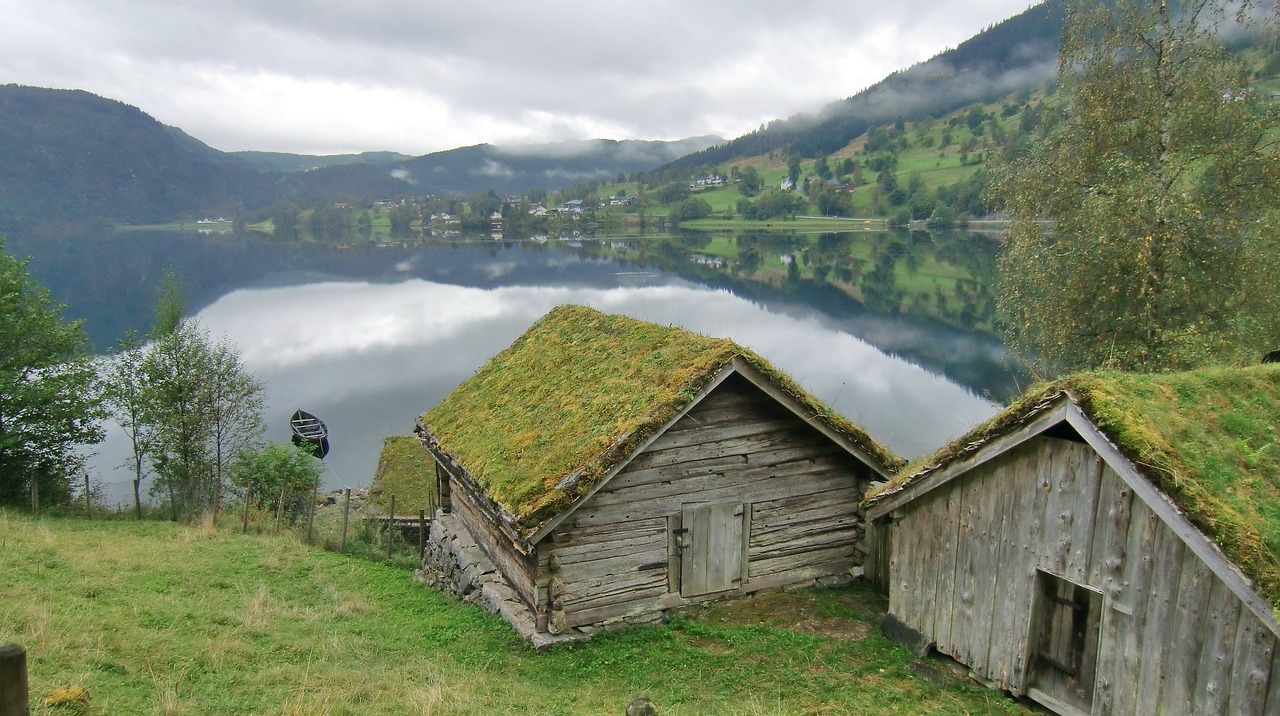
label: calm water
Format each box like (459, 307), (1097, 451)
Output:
(9, 230), (1019, 505)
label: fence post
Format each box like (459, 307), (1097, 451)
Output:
(340, 489), (351, 551)
(84, 472), (91, 516)
(0, 643), (29, 716)
(306, 475), (320, 544)
(29, 476), (38, 515)
(387, 494), (396, 560)
(418, 509), (426, 563)
(242, 480), (252, 534)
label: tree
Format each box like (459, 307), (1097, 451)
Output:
(229, 443), (323, 523)
(737, 166), (763, 197)
(101, 331), (152, 518)
(138, 272), (265, 520)
(991, 0), (1280, 373)
(674, 197), (713, 222)
(205, 335), (264, 521)
(814, 156), (831, 180)
(0, 239), (104, 505)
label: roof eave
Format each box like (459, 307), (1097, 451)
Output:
(414, 418), (538, 555)
(865, 395), (1073, 520)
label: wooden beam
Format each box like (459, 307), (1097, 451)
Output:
(866, 402), (1074, 520)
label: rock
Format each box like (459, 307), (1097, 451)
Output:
(625, 697), (658, 716)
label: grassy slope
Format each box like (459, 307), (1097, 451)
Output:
(1, 512), (1027, 715)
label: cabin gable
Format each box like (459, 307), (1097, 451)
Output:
(541, 373), (875, 631)
(879, 426), (1280, 715)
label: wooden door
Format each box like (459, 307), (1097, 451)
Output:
(1028, 571), (1102, 715)
(679, 503), (744, 597)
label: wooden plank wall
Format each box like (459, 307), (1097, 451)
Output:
(548, 375), (869, 628)
(888, 435), (1280, 715)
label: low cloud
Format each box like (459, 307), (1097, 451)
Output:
(0, 0), (1037, 154)
(474, 160), (515, 178)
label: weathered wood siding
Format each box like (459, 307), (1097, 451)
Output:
(547, 375), (871, 628)
(887, 435), (1280, 715)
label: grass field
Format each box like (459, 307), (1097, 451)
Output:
(1, 511), (1029, 715)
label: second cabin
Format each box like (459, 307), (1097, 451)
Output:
(416, 305), (901, 635)
(865, 365), (1280, 716)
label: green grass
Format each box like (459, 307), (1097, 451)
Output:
(368, 435), (438, 516)
(1, 512), (1030, 714)
(681, 217), (888, 231)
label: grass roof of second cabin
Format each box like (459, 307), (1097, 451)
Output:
(868, 364), (1280, 609)
(368, 435), (438, 515)
(419, 304), (902, 536)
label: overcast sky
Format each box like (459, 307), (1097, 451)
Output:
(2, 0), (1037, 156)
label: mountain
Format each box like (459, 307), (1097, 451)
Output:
(391, 137), (723, 195)
(230, 150), (413, 173)
(664, 1), (1063, 170)
(0, 84), (726, 229)
(0, 85), (270, 229)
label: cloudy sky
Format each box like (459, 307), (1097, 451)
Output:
(2, 0), (1036, 156)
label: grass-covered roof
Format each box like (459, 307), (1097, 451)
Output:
(368, 435), (438, 514)
(867, 364), (1280, 608)
(419, 304), (901, 538)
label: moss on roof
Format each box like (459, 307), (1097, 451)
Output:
(868, 364), (1280, 608)
(368, 435), (437, 514)
(420, 304), (901, 537)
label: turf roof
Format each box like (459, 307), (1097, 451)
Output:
(867, 364), (1280, 609)
(419, 304), (901, 538)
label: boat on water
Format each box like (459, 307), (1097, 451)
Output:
(290, 408), (330, 459)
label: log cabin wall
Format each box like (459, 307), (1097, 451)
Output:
(544, 374), (872, 630)
(444, 469), (547, 622)
(887, 434), (1280, 715)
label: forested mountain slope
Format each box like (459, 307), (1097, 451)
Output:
(665, 1), (1063, 169)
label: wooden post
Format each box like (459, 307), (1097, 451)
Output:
(274, 479), (289, 535)
(306, 475), (320, 544)
(83, 472), (91, 516)
(0, 643), (29, 716)
(340, 489), (351, 551)
(418, 509), (426, 563)
(29, 476), (38, 515)
(387, 494), (396, 560)
(242, 480), (252, 534)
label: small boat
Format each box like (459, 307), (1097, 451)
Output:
(290, 408), (330, 459)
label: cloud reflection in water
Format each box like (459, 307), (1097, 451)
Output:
(95, 278), (999, 501)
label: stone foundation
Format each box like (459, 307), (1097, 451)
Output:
(414, 512), (584, 649)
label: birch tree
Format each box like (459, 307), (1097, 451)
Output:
(992, 0), (1280, 373)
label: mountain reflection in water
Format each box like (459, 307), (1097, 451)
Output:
(8, 231), (1019, 503)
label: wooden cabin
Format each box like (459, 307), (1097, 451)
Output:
(864, 365), (1280, 716)
(415, 305), (901, 635)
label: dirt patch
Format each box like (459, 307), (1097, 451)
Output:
(790, 617), (872, 640)
(681, 585), (882, 641)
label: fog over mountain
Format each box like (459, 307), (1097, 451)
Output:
(0, 0), (1036, 155)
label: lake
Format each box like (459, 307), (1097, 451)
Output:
(7, 229), (1020, 505)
